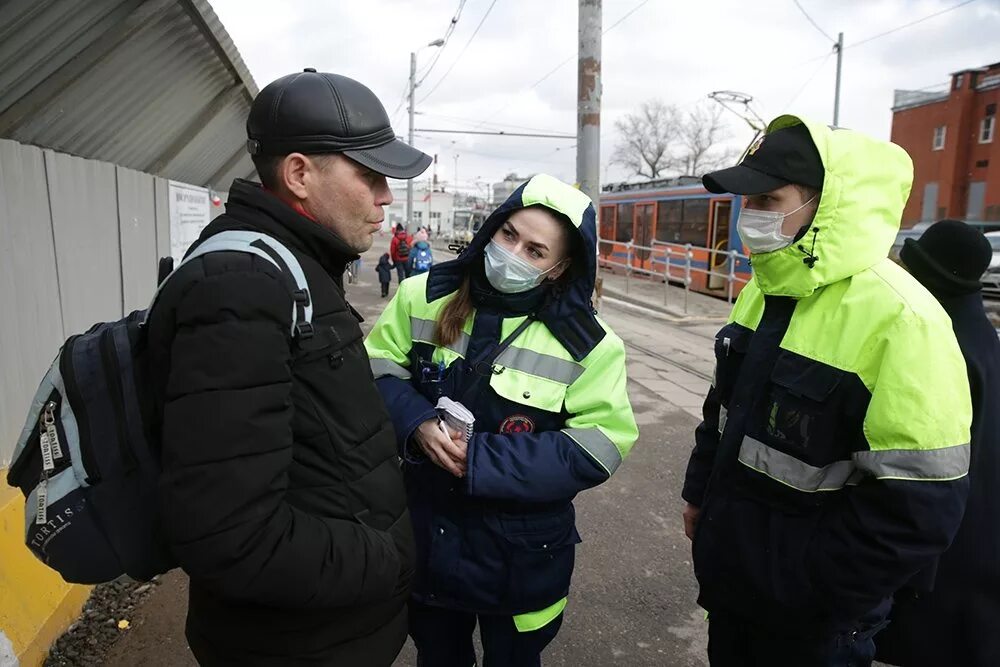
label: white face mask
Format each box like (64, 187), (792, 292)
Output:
(484, 240), (562, 294)
(737, 195), (817, 254)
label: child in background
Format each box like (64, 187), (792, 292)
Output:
(376, 253), (393, 298)
(408, 228), (434, 276)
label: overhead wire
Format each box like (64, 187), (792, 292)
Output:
(851, 0), (977, 47)
(418, 0), (500, 104)
(793, 0), (834, 42)
(781, 52), (833, 112)
(794, 0), (978, 64)
(419, 112), (571, 135)
(415, 0), (469, 88)
(470, 0), (651, 127)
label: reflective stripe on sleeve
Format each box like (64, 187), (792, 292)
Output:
(854, 444), (970, 481)
(738, 435), (970, 491)
(562, 427), (622, 476)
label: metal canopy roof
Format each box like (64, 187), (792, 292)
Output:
(0, 0), (258, 188)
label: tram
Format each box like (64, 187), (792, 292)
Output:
(598, 177), (751, 298)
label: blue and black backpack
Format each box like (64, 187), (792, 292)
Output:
(413, 246), (433, 273)
(5, 231), (313, 584)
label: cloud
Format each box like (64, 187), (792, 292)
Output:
(210, 0), (999, 190)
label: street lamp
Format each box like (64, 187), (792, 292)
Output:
(406, 38), (445, 229)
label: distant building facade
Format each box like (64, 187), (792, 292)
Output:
(386, 182), (455, 235)
(891, 62), (1000, 228)
(492, 173), (532, 208)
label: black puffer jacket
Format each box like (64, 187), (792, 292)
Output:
(146, 179), (414, 666)
(876, 291), (1000, 667)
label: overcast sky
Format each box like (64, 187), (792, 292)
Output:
(209, 0), (1000, 193)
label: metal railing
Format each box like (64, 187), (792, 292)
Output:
(597, 238), (751, 313)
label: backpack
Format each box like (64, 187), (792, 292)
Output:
(413, 246), (433, 272)
(396, 236), (410, 259)
(5, 231), (314, 584)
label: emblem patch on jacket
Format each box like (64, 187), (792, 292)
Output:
(499, 414), (535, 434)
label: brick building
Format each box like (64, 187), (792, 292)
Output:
(891, 62), (1000, 228)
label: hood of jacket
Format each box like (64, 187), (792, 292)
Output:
(426, 173), (604, 360)
(749, 115), (914, 298)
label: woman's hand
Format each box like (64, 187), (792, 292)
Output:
(414, 419), (468, 478)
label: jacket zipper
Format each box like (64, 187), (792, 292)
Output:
(100, 329), (138, 472)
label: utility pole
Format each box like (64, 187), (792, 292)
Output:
(405, 39), (444, 231)
(576, 0), (601, 207)
(406, 52), (417, 230)
(833, 32), (844, 126)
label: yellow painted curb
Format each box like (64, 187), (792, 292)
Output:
(0, 481), (91, 666)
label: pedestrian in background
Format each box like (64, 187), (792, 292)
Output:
(683, 115), (971, 666)
(377, 252), (394, 298)
(876, 220), (1000, 667)
(408, 227), (434, 276)
(365, 174), (638, 667)
(391, 222), (413, 283)
(147, 69), (430, 666)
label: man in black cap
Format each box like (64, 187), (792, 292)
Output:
(682, 116), (971, 666)
(145, 70), (430, 665)
(876, 221), (1000, 667)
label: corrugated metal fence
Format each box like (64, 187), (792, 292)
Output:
(0, 137), (213, 467)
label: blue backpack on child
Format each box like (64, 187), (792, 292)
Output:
(413, 246), (433, 273)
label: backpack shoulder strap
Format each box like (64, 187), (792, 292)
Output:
(144, 231), (314, 338)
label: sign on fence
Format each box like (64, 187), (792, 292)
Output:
(168, 181), (212, 262)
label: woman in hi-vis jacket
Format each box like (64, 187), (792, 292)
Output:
(365, 173), (638, 667)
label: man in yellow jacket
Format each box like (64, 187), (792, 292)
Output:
(682, 116), (972, 666)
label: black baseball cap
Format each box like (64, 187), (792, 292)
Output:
(246, 69), (432, 179)
(703, 124), (824, 195)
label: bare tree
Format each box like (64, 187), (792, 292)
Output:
(612, 100), (740, 180)
(611, 100), (678, 179)
(675, 103), (741, 176)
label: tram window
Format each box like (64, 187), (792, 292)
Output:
(616, 203), (634, 242)
(655, 200), (683, 242)
(680, 200), (709, 245)
(599, 205), (615, 240)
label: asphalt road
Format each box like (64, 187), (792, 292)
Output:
(99, 239), (712, 667)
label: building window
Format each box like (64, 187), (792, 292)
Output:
(413, 211), (423, 221)
(932, 126), (946, 151)
(430, 211), (442, 220)
(954, 74), (964, 90)
(981, 116), (996, 144)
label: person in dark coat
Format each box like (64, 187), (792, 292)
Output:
(145, 69), (431, 666)
(876, 219), (1000, 667)
(377, 252), (393, 297)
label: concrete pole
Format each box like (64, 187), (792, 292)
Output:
(576, 0), (601, 207)
(833, 32), (844, 127)
(406, 51), (416, 230)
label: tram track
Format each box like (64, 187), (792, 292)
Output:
(624, 339), (715, 383)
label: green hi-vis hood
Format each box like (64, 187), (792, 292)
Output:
(749, 115), (914, 298)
